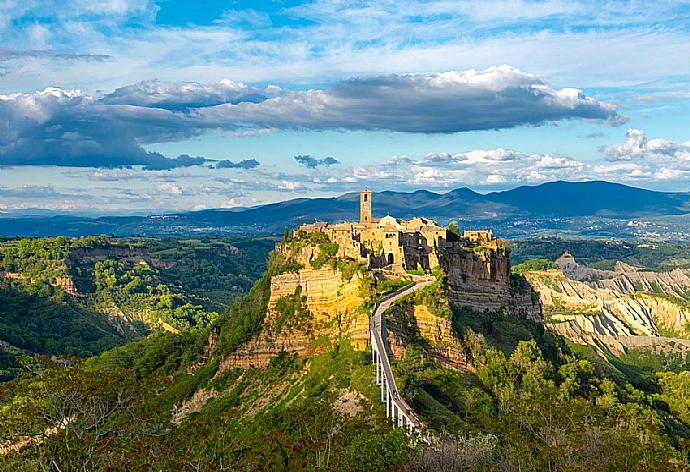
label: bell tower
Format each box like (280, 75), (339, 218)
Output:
(360, 189), (372, 224)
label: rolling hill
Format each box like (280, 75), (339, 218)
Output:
(1, 181), (689, 236)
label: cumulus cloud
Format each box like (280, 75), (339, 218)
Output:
(0, 87), (207, 169)
(205, 66), (621, 133)
(328, 129), (690, 190)
(101, 79), (266, 110)
(343, 148), (589, 189)
(601, 128), (690, 162)
(293, 155), (340, 169)
(0, 67), (620, 169)
(156, 182), (183, 195)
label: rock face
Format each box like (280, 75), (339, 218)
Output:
(556, 251), (690, 299)
(442, 249), (540, 319)
(220, 267), (368, 371)
(526, 265), (690, 355)
(442, 249), (509, 311)
(526, 270), (660, 336)
(592, 267), (690, 300)
(387, 303), (468, 371)
(54, 276), (78, 296)
(1, 271), (79, 296)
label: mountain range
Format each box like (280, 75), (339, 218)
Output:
(2, 181), (689, 237)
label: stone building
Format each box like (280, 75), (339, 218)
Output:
(294, 190), (500, 274)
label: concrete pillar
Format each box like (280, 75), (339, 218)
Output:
(385, 385), (390, 418)
(371, 334), (375, 363)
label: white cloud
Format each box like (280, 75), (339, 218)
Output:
(0, 0), (689, 98)
(601, 129), (690, 168)
(314, 129), (690, 190)
(202, 66), (619, 133)
(156, 182), (182, 195)
(0, 68), (619, 168)
(278, 180), (304, 191)
(485, 174), (507, 184)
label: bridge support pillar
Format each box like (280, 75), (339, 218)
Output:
(385, 385), (390, 418)
(371, 334), (375, 364)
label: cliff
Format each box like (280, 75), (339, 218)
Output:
(386, 303), (469, 371)
(525, 269), (690, 355)
(219, 267), (368, 371)
(442, 248), (540, 319)
(220, 229), (541, 372)
(1, 271), (78, 296)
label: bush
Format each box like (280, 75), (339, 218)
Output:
(511, 258), (559, 274)
(343, 429), (409, 472)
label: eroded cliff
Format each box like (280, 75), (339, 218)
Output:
(525, 267), (690, 355)
(219, 267), (368, 371)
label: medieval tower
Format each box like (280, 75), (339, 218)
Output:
(360, 189), (372, 224)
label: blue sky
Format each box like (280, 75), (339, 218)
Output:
(1, 0), (690, 214)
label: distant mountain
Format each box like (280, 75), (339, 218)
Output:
(485, 181), (690, 217)
(1, 181), (689, 237)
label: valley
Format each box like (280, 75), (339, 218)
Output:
(3, 194), (690, 470)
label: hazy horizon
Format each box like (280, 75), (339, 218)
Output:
(1, 179), (687, 218)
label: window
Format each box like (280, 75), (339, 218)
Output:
(363, 194), (368, 202)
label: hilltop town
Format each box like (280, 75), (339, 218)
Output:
(292, 190), (503, 274)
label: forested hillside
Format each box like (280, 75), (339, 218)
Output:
(0, 236), (274, 382)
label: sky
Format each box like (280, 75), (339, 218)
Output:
(1, 0), (690, 214)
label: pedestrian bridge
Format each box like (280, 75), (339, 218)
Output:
(370, 276), (434, 434)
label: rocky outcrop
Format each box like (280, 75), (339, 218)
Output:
(171, 388), (218, 424)
(386, 303), (468, 371)
(273, 242), (321, 269)
(2, 271), (78, 296)
(442, 249), (540, 319)
(556, 251), (690, 299)
(592, 267), (690, 300)
(599, 335), (690, 356)
(525, 270), (660, 336)
(526, 267), (690, 356)
(636, 293), (690, 336)
(220, 268), (368, 371)
(54, 276), (78, 296)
